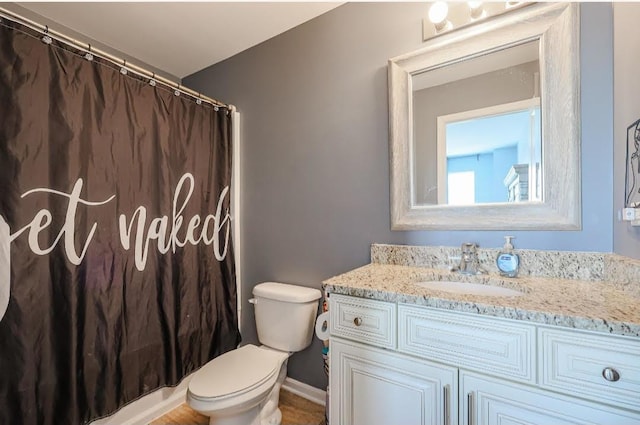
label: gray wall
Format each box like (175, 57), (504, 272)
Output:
(185, 2), (614, 390)
(613, 3), (640, 259)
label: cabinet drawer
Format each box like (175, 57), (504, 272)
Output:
(398, 305), (535, 383)
(539, 327), (640, 411)
(329, 295), (396, 349)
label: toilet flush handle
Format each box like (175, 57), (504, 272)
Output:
(248, 298), (257, 304)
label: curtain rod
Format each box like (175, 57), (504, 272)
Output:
(0, 6), (234, 111)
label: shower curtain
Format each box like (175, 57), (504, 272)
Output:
(0, 20), (241, 424)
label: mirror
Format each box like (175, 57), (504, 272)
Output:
(388, 3), (580, 230)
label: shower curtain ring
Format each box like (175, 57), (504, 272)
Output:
(41, 25), (52, 45)
(120, 60), (128, 75)
(149, 72), (157, 87)
(84, 44), (94, 61)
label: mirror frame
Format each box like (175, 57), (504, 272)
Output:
(388, 3), (580, 230)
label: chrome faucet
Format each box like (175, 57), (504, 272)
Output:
(451, 243), (486, 275)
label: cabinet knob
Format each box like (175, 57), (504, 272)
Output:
(353, 317), (363, 326)
(602, 367), (621, 382)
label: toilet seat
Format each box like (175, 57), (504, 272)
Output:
(188, 344), (287, 402)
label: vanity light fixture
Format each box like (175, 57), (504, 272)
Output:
(423, 1), (530, 41)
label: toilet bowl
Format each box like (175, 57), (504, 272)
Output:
(186, 282), (321, 425)
(187, 345), (289, 425)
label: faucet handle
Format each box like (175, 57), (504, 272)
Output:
(456, 242), (484, 275)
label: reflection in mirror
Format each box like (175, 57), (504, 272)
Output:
(439, 98), (541, 205)
(412, 40), (542, 206)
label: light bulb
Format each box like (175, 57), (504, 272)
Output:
(468, 1), (486, 20)
(428, 2), (449, 25)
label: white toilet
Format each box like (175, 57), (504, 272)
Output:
(186, 282), (322, 425)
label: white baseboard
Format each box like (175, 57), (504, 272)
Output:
(282, 377), (327, 407)
(89, 374), (192, 425)
(89, 374), (325, 425)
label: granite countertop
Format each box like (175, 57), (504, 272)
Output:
(322, 263), (640, 338)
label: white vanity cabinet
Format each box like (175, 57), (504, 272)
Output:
(329, 294), (640, 425)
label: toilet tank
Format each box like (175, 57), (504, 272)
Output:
(252, 282), (322, 352)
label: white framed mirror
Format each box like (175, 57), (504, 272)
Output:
(388, 3), (580, 230)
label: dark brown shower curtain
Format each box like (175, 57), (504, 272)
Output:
(0, 20), (241, 424)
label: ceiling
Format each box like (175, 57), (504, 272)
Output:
(15, 2), (343, 79)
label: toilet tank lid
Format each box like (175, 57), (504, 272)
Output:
(253, 282), (321, 303)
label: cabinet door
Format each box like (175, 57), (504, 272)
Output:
(330, 338), (457, 425)
(461, 371), (640, 425)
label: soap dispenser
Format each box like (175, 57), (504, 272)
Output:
(496, 236), (520, 278)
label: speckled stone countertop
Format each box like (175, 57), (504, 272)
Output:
(322, 245), (640, 338)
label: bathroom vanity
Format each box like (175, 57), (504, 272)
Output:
(323, 245), (640, 425)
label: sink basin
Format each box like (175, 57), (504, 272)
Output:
(415, 280), (524, 297)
